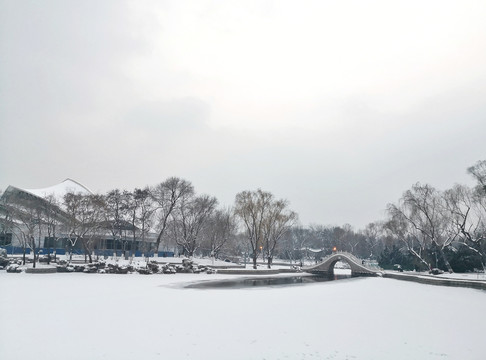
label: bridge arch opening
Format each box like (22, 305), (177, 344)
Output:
(328, 259), (352, 277)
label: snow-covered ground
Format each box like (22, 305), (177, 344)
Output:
(1, 271), (485, 360)
(435, 271), (486, 280)
(390, 270), (486, 281)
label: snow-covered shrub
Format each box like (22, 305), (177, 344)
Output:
(147, 261), (159, 273)
(178, 258), (197, 273)
(161, 264), (176, 274)
(6, 264), (22, 273)
(56, 263), (75, 272)
(73, 265), (86, 272)
(105, 263), (133, 274)
(136, 268), (152, 275)
(83, 265), (98, 273)
(174, 265), (184, 273)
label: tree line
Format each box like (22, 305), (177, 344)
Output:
(1, 160), (485, 272)
(0, 178), (296, 269)
(278, 160), (486, 273)
(380, 160), (486, 272)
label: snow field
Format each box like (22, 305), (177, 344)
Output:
(0, 272), (485, 360)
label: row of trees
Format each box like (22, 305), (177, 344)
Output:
(0, 190), (69, 267)
(2, 160), (485, 272)
(382, 160), (486, 272)
(0, 178), (236, 265)
(252, 160), (486, 273)
(0, 178), (297, 269)
(277, 223), (384, 263)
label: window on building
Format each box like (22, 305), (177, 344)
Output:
(0, 233), (12, 246)
(106, 239), (114, 250)
(44, 237), (56, 248)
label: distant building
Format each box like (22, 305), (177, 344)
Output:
(0, 179), (166, 257)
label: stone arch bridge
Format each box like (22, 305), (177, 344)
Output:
(303, 251), (382, 276)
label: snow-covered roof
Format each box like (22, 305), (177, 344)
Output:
(22, 178), (93, 200)
(300, 248), (325, 253)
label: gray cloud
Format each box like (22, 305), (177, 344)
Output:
(125, 97), (210, 133)
(1, 1), (485, 229)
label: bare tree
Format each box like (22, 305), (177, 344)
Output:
(123, 190), (137, 257)
(467, 160), (486, 193)
(17, 204), (41, 267)
(262, 199), (297, 268)
(386, 204), (430, 270)
(200, 208), (237, 263)
(387, 183), (454, 272)
(279, 225), (310, 264)
(150, 177), (194, 254)
(0, 191), (16, 249)
(339, 224), (362, 255)
(171, 194), (218, 257)
(41, 194), (64, 264)
(64, 193), (105, 263)
(443, 184), (486, 270)
(360, 222), (385, 258)
(124, 188), (156, 257)
(0, 189), (44, 266)
(234, 190), (273, 269)
(308, 225), (334, 255)
(234, 189), (297, 269)
(134, 187), (156, 255)
(104, 189), (130, 256)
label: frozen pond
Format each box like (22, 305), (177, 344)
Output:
(1, 271), (485, 360)
(186, 274), (354, 289)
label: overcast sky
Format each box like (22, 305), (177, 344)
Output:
(1, 0), (485, 229)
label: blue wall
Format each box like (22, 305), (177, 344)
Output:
(0, 246), (174, 258)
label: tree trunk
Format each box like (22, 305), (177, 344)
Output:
(252, 250), (257, 269)
(82, 240), (92, 263)
(439, 247), (453, 273)
(409, 247), (430, 270)
(32, 241), (36, 269)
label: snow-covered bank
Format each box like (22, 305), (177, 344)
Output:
(1, 272), (485, 360)
(384, 271), (486, 290)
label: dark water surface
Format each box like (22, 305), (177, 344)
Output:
(185, 274), (357, 289)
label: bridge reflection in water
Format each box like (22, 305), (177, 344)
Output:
(186, 274), (356, 289)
